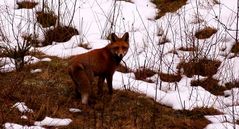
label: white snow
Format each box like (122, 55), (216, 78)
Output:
(34, 117), (72, 127)
(69, 108), (82, 113)
(30, 69), (42, 73)
(20, 115), (28, 120)
(12, 102), (33, 113)
(4, 123), (45, 129)
(40, 58), (51, 62)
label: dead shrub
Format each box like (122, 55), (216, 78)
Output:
(2, 40), (31, 71)
(42, 26), (79, 46)
(22, 34), (41, 47)
(177, 58), (221, 77)
(195, 27), (217, 39)
(17, 1), (38, 9)
(36, 11), (57, 28)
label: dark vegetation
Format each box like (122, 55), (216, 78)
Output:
(36, 11), (57, 28)
(36, 9), (79, 47)
(42, 26), (79, 46)
(22, 34), (41, 47)
(231, 42), (239, 54)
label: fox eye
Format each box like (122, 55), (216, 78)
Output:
(122, 46), (127, 50)
(113, 46), (119, 50)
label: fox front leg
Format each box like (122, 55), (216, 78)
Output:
(97, 76), (105, 95)
(106, 75), (113, 95)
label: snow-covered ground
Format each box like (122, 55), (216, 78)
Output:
(1, 0), (239, 128)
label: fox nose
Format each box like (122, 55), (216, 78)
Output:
(119, 53), (123, 58)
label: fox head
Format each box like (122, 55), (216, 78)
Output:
(108, 32), (129, 62)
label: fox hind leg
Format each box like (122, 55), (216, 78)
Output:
(69, 70), (82, 98)
(69, 64), (92, 104)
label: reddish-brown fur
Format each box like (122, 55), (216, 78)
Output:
(68, 32), (129, 104)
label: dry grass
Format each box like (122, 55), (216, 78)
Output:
(0, 56), (221, 129)
(177, 58), (221, 77)
(195, 27), (217, 39)
(17, 1), (38, 9)
(152, 0), (187, 19)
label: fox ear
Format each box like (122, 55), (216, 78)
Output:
(122, 32), (129, 43)
(110, 33), (119, 42)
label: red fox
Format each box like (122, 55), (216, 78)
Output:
(68, 32), (129, 104)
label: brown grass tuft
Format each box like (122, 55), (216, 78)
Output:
(159, 72), (182, 82)
(195, 27), (217, 39)
(177, 58), (221, 77)
(152, 0), (187, 19)
(191, 77), (224, 95)
(134, 68), (156, 83)
(17, 1), (38, 9)
(191, 77), (239, 96)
